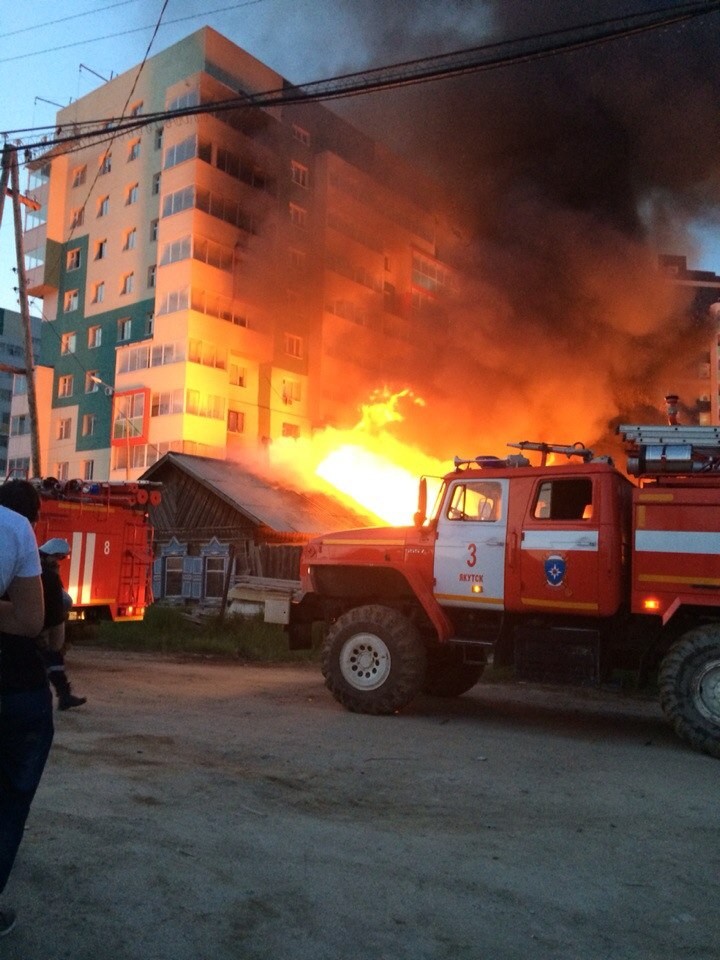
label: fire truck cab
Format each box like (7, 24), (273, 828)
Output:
(289, 426), (720, 758)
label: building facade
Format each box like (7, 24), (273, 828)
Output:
(658, 255), (720, 424)
(19, 28), (458, 482)
(0, 308), (40, 478)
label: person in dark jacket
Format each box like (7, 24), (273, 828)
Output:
(37, 540), (86, 711)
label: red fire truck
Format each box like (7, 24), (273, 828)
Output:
(32, 478), (160, 622)
(273, 424), (720, 758)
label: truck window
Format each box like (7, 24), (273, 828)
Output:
(447, 481), (502, 522)
(533, 478), (593, 521)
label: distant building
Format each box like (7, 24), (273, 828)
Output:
(658, 254), (720, 424)
(0, 308), (40, 477)
(19, 27), (459, 483)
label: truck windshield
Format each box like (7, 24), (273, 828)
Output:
(446, 481), (503, 522)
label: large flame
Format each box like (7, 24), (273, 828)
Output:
(268, 389), (449, 525)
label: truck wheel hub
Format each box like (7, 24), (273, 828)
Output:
(693, 659), (720, 724)
(340, 632), (391, 690)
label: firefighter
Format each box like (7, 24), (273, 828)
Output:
(37, 539), (87, 711)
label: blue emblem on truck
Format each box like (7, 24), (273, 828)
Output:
(544, 555), (566, 587)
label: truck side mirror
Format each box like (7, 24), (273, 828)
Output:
(414, 477), (427, 528)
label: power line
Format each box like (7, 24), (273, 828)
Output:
(4, 0), (719, 160)
(0, 0), (271, 65)
(0, 0), (140, 39)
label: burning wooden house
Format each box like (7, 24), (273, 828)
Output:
(140, 452), (374, 605)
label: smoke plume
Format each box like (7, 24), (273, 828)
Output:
(325, 0), (720, 457)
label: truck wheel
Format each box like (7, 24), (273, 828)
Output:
(423, 647), (485, 698)
(658, 626), (720, 759)
(321, 605), (426, 715)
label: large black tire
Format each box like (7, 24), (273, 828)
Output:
(658, 625), (720, 759)
(423, 646), (485, 698)
(321, 605), (426, 715)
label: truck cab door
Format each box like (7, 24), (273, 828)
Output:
(516, 475), (601, 615)
(433, 477), (509, 610)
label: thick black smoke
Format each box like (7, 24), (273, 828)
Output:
(325, 1), (720, 456)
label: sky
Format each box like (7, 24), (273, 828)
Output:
(0, 0), (397, 313)
(2, 0), (720, 452)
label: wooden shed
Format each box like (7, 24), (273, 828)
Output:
(140, 452), (374, 604)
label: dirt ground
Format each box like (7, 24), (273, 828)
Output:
(2, 647), (718, 960)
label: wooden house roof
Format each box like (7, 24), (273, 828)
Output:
(141, 452), (376, 538)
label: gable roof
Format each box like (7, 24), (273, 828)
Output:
(141, 452), (377, 534)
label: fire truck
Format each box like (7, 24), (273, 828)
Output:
(32, 478), (161, 622)
(253, 424), (720, 758)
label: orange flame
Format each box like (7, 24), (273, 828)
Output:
(268, 388), (448, 525)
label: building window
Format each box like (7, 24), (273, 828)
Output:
(95, 238), (107, 260)
(128, 140), (141, 161)
(150, 218), (159, 242)
(58, 375), (73, 398)
(151, 388), (184, 417)
(155, 127), (164, 151)
(129, 100), (143, 117)
(117, 317), (132, 341)
(147, 264), (156, 288)
(60, 332), (76, 354)
(282, 422), (300, 438)
(10, 414), (29, 436)
(165, 557), (183, 597)
(57, 417), (72, 440)
(98, 195), (109, 217)
(281, 378), (301, 403)
(228, 409), (244, 434)
(126, 183), (139, 206)
(229, 360), (245, 387)
(55, 462), (69, 481)
(63, 290), (79, 312)
(123, 228), (137, 251)
(145, 311), (154, 337)
(88, 325), (102, 348)
(292, 124), (310, 145)
(203, 557), (226, 599)
(66, 248), (81, 271)
(70, 207), (85, 229)
(411, 251), (451, 296)
(82, 460), (94, 481)
(99, 152), (112, 175)
(160, 235), (191, 265)
(284, 333), (303, 359)
(152, 172), (161, 195)
(92, 281), (105, 304)
(113, 391), (146, 440)
(120, 272), (134, 295)
(291, 161), (309, 188)
(8, 457), (30, 477)
(71, 165), (86, 188)
(82, 413), (96, 437)
(85, 371), (99, 393)
(289, 203), (307, 227)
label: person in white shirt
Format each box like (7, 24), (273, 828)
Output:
(0, 503), (44, 636)
(0, 483), (52, 939)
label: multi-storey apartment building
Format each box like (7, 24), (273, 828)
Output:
(658, 255), (720, 424)
(20, 27), (458, 482)
(0, 308), (40, 477)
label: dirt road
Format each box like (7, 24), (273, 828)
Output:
(3, 648), (717, 960)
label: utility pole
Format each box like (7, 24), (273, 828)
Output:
(2, 144), (42, 477)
